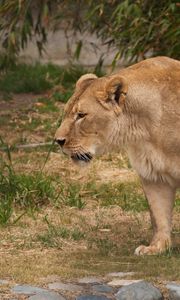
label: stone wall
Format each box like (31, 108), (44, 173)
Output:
(19, 29), (124, 67)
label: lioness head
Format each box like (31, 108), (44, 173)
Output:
(55, 73), (128, 165)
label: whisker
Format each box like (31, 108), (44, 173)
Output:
(71, 150), (93, 163)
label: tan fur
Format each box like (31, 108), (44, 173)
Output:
(55, 57), (180, 255)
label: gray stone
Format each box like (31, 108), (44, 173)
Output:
(0, 279), (9, 285)
(76, 296), (110, 300)
(92, 284), (113, 293)
(48, 282), (83, 292)
(78, 277), (101, 284)
(108, 279), (142, 287)
(11, 285), (48, 295)
(107, 272), (135, 278)
(29, 291), (66, 300)
(167, 283), (180, 300)
(116, 281), (163, 300)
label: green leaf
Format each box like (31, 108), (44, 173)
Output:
(74, 40), (83, 60)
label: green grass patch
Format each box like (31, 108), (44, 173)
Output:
(36, 97), (59, 113)
(0, 63), (103, 95)
(0, 165), (85, 225)
(88, 181), (148, 212)
(18, 115), (57, 134)
(52, 182), (86, 210)
(0, 165), (57, 225)
(88, 237), (118, 256)
(20, 117), (42, 131)
(0, 63), (59, 93)
(0, 138), (87, 224)
(0, 138), (57, 224)
(52, 90), (73, 103)
(38, 217), (85, 248)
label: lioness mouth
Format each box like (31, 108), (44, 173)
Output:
(71, 152), (92, 163)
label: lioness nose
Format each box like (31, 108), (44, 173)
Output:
(56, 138), (66, 147)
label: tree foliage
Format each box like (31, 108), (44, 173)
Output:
(85, 0), (180, 64)
(0, 0), (179, 68)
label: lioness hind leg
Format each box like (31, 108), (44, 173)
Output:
(135, 179), (176, 256)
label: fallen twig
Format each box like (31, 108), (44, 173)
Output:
(0, 142), (53, 151)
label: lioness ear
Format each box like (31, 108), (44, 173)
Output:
(76, 73), (97, 90)
(106, 76), (128, 106)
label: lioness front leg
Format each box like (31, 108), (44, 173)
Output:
(135, 179), (176, 255)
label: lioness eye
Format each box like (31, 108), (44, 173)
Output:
(77, 113), (87, 119)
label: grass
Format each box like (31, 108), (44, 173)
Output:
(0, 138), (87, 224)
(0, 146), (179, 289)
(0, 165), (57, 224)
(0, 204), (179, 285)
(0, 63), (61, 94)
(89, 181), (148, 211)
(0, 168), (86, 225)
(0, 62), (103, 95)
(52, 90), (73, 103)
(38, 217), (85, 249)
(0, 114), (10, 126)
(35, 97), (59, 113)
(57, 182), (86, 209)
(0, 63), (56, 93)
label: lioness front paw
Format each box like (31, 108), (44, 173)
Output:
(135, 235), (171, 255)
(135, 243), (171, 256)
(135, 245), (161, 256)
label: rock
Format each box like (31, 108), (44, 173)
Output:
(92, 284), (113, 293)
(29, 291), (66, 300)
(108, 279), (142, 286)
(166, 282), (180, 300)
(107, 272), (135, 278)
(0, 279), (9, 285)
(48, 282), (83, 292)
(115, 281), (163, 300)
(78, 277), (101, 284)
(76, 296), (110, 300)
(11, 285), (48, 295)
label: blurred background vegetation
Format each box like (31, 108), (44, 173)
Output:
(0, 0), (179, 70)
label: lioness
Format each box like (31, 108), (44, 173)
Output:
(55, 57), (180, 255)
